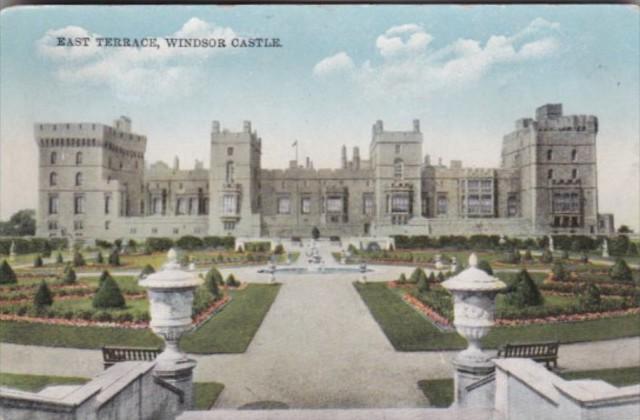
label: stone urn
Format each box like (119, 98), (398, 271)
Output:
(139, 248), (203, 406)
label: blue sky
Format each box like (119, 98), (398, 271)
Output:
(1, 5), (638, 229)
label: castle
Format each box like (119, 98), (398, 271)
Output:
(34, 104), (615, 241)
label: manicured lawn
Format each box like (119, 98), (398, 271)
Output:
(194, 382), (225, 409)
(417, 378), (454, 407)
(0, 372), (89, 392)
(418, 366), (640, 407)
(0, 320), (163, 349)
(181, 284), (281, 354)
(356, 282), (640, 351)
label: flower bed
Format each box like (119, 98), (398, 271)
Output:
(402, 294), (452, 328)
(540, 281), (638, 297)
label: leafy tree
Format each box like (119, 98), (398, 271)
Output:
(409, 267), (427, 284)
(139, 264), (155, 279)
(551, 262), (568, 282)
(93, 276), (126, 309)
(226, 273), (240, 287)
(0, 260), (17, 284)
(63, 265), (77, 285)
(108, 249), (121, 266)
(0, 209), (36, 236)
(618, 225), (632, 233)
(579, 282), (601, 308)
(73, 251), (85, 267)
(33, 280), (53, 307)
(33, 255), (43, 268)
(540, 249), (554, 264)
(311, 227), (320, 240)
(273, 244), (285, 255)
(477, 260), (493, 275)
(609, 258), (633, 283)
(506, 269), (543, 307)
(609, 235), (630, 257)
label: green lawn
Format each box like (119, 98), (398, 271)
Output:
(181, 283), (281, 354)
(194, 382), (225, 409)
(356, 282), (640, 351)
(0, 372), (89, 392)
(418, 366), (640, 408)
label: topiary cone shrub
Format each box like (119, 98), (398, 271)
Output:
(409, 267), (426, 284)
(205, 266), (224, 289)
(42, 242), (52, 258)
(311, 227), (320, 240)
(33, 255), (43, 268)
(436, 272), (445, 282)
(96, 252), (104, 264)
(63, 265), (77, 285)
(397, 273), (407, 284)
(99, 270), (113, 287)
(55, 252), (64, 264)
(204, 271), (220, 298)
(108, 249), (121, 266)
(506, 269), (543, 307)
(609, 258), (633, 283)
(73, 251), (85, 267)
(417, 275), (430, 293)
(427, 272), (436, 283)
(93, 276), (126, 309)
(226, 273), (240, 287)
(139, 264), (155, 279)
(0, 260), (17, 285)
(579, 281), (601, 309)
(34, 280), (53, 307)
(477, 260), (493, 275)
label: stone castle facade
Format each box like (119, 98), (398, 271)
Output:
(34, 104), (615, 240)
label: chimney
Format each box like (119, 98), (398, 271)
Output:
(413, 119), (420, 133)
(341, 145), (348, 169)
(353, 147), (360, 170)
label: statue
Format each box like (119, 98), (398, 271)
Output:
(9, 241), (16, 262)
(548, 235), (555, 253)
(602, 239), (609, 258)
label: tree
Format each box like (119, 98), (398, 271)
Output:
(417, 275), (430, 293)
(507, 269), (543, 307)
(226, 273), (239, 287)
(139, 264), (155, 279)
(397, 273), (407, 284)
(618, 225), (632, 233)
(551, 262), (568, 282)
(428, 272), (436, 283)
(0, 209), (36, 236)
(56, 252), (64, 264)
(0, 260), (17, 284)
(579, 282), (601, 308)
(273, 244), (285, 255)
(73, 251), (85, 267)
(33, 255), (43, 268)
(609, 258), (633, 283)
(96, 251), (104, 264)
(108, 249), (121, 266)
(409, 267), (427, 284)
(63, 265), (77, 285)
(205, 266), (224, 290)
(99, 270), (113, 287)
(477, 260), (493, 275)
(42, 242), (52, 258)
(437, 272), (445, 282)
(311, 226), (320, 240)
(34, 280), (53, 307)
(93, 276), (126, 309)
(205, 271), (220, 297)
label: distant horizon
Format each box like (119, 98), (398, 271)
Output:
(1, 4), (638, 230)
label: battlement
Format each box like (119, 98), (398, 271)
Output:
(371, 119), (421, 139)
(211, 120), (261, 144)
(35, 118), (147, 151)
(511, 104), (598, 133)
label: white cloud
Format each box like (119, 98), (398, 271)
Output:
(314, 18), (561, 99)
(36, 18), (238, 102)
(313, 52), (354, 77)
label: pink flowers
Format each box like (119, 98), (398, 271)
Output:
(403, 293), (451, 327)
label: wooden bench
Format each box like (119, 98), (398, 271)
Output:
(102, 346), (161, 369)
(497, 341), (559, 369)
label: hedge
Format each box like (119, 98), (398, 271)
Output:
(244, 242), (270, 253)
(176, 235), (204, 250)
(0, 238), (68, 255)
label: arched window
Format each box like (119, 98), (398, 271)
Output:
(571, 149), (577, 161)
(49, 172), (57, 186)
(226, 161), (234, 183)
(548, 169), (553, 180)
(393, 158), (404, 179)
(50, 151), (57, 164)
(547, 149), (553, 160)
(75, 172), (83, 186)
(76, 151), (83, 165)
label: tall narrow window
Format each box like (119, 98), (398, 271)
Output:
(572, 168), (578, 179)
(547, 149), (553, 160)
(226, 161), (234, 183)
(49, 172), (57, 186)
(223, 195), (237, 215)
(395, 144), (401, 154)
(75, 172), (83, 186)
(104, 195), (111, 214)
(74, 195), (85, 214)
(393, 158), (404, 179)
(50, 151), (57, 164)
(227, 147), (234, 156)
(76, 151), (83, 165)
(571, 149), (577, 161)
(48, 195), (59, 215)
(176, 198), (184, 215)
(548, 169), (553, 180)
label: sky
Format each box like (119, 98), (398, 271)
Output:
(0, 4), (638, 230)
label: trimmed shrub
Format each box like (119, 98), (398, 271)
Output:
(427, 272), (437, 283)
(397, 273), (407, 284)
(139, 264), (155, 279)
(33, 255), (43, 268)
(0, 260), (17, 284)
(523, 249), (533, 262)
(540, 249), (554, 264)
(609, 259), (633, 283)
(273, 244), (285, 255)
(55, 252), (64, 264)
(551, 262), (568, 282)
(609, 235), (630, 257)
(311, 227), (320, 240)
(417, 275), (430, 293)
(33, 280), (53, 307)
(95, 239), (113, 249)
(93, 276), (126, 309)
(205, 266), (224, 290)
(96, 252), (104, 264)
(73, 251), (85, 267)
(477, 260), (493, 275)
(506, 269), (543, 307)
(98, 270), (113, 287)
(226, 273), (240, 287)
(409, 267), (427, 284)
(436, 272), (445, 282)
(176, 235), (204, 250)
(63, 265), (77, 285)
(42, 242), (52, 258)
(108, 249), (121, 266)
(127, 239), (138, 251)
(579, 282), (601, 308)
(145, 237), (175, 252)
(245, 241), (270, 253)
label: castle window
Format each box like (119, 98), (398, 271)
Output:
(104, 195), (111, 214)
(173, 228), (179, 235)
(75, 172), (83, 186)
(226, 161), (234, 183)
(48, 195), (59, 215)
(571, 149), (577, 161)
(74, 195), (85, 214)
(176, 198), (184, 215)
(224, 221), (235, 231)
(391, 194), (410, 213)
(395, 144), (401, 154)
(552, 191), (580, 213)
(227, 147), (234, 156)
(48, 221), (57, 230)
(188, 198), (195, 214)
(507, 194), (518, 217)
(548, 169), (553, 180)
(393, 158), (404, 179)
(301, 197), (311, 214)
(203, 198), (209, 214)
(223, 195), (237, 215)
(140, 201), (144, 214)
(363, 194), (375, 216)
(119, 161), (123, 169)
(74, 220), (83, 230)
(547, 150), (553, 160)
(326, 197), (343, 213)
(49, 172), (58, 186)
(277, 196), (291, 214)
(153, 198), (161, 214)
(572, 168), (578, 179)
(50, 151), (57, 164)
(437, 193), (448, 215)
